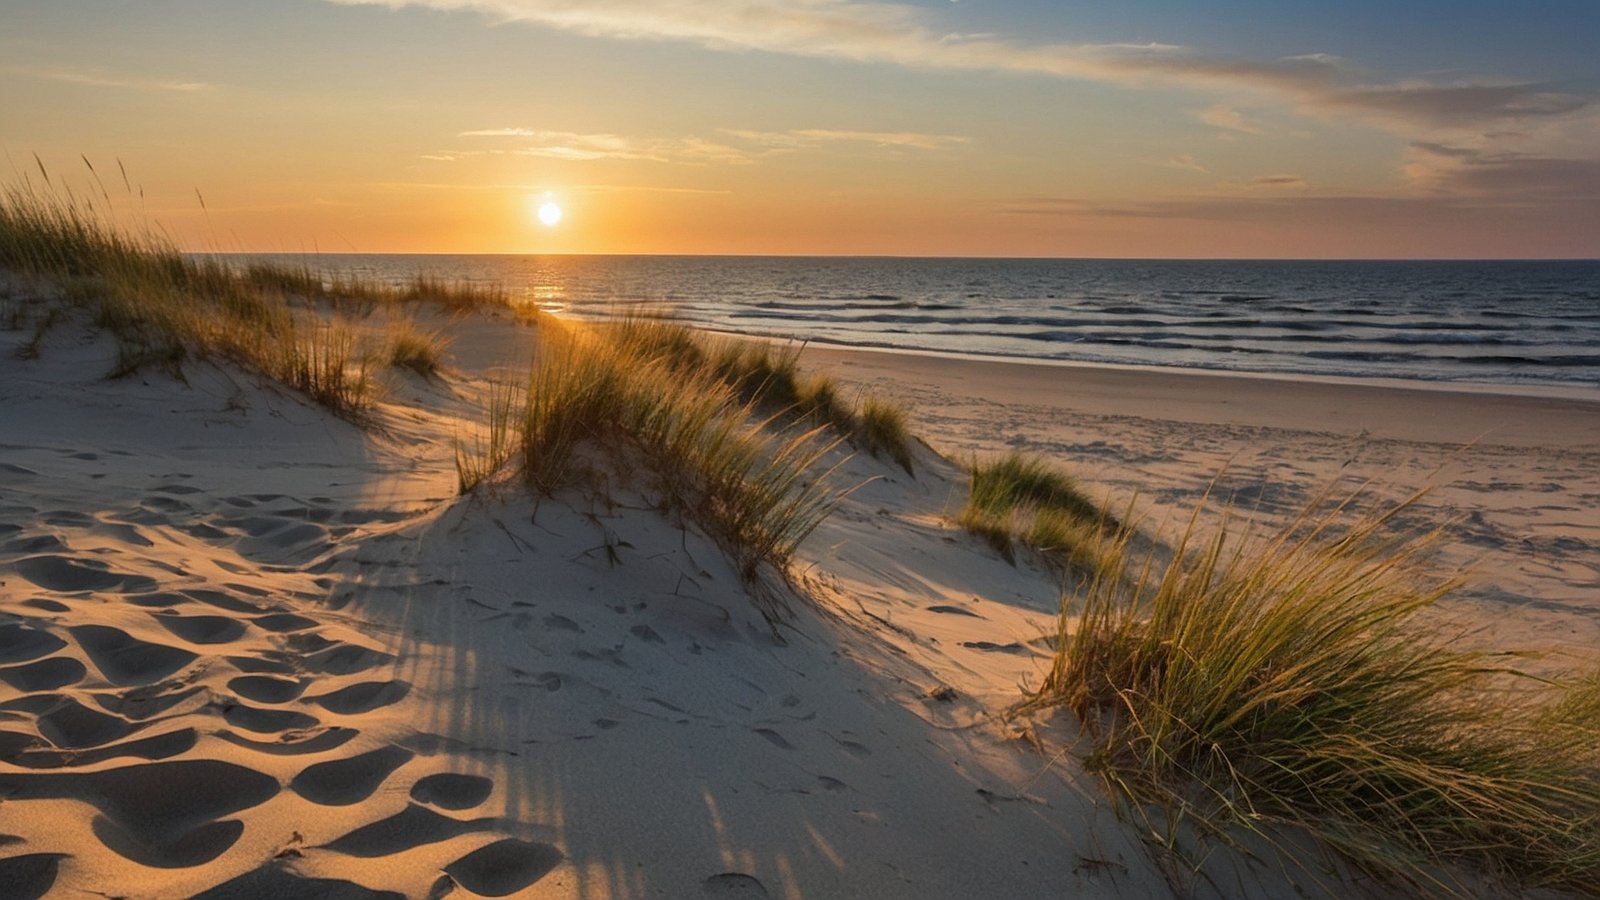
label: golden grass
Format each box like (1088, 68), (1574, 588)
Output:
(0, 175), (463, 417)
(1017, 490), (1600, 896)
(457, 322), (845, 589)
(960, 452), (1110, 570)
(602, 315), (917, 473)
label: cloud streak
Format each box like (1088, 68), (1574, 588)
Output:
(3, 65), (211, 93)
(326, 0), (1595, 134)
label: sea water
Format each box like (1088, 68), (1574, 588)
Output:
(226, 255), (1600, 390)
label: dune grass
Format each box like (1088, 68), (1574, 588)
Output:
(459, 324), (845, 587)
(602, 315), (916, 473)
(1016, 491), (1600, 896)
(960, 452), (1110, 571)
(0, 174), (467, 416)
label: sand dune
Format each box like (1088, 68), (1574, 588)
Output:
(2, 301), (1596, 897)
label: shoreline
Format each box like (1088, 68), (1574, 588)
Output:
(801, 341), (1600, 449)
(803, 338), (1600, 666)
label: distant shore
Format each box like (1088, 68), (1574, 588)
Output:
(805, 342), (1600, 664)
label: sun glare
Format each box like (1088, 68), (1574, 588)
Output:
(537, 199), (563, 227)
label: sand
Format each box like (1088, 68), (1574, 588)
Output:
(2, 298), (1596, 898)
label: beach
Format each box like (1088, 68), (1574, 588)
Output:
(3, 298), (1598, 898)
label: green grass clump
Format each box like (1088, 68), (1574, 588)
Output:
(960, 452), (1106, 567)
(600, 316), (916, 474)
(0, 172), (465, 418)
(460, 325), (843, 587)
(1017, 492), (1600, 896)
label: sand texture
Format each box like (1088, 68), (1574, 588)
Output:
(1, 302), (1596, 898)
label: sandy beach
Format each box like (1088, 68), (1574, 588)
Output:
(3, 300), (1598, 898)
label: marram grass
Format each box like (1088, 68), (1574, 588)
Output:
(600, 314), (917, 473)
(458, 323), (845, 590)
(0, 171), (468, 417)
(1016, 490), (1600, 896)
(960, 452), (1110, 571)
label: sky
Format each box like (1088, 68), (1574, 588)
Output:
(2, 0), (1597, 257)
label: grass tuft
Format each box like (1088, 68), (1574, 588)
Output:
(503, 326), (843, 586)
(1016, 490), (1600, 896)
(601, 315), (916, 473)
(960, 452), (1107, 567)
(0, 175), (480, 419)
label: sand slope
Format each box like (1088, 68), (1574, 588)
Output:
(0, 307), (1195, 898)
(5, 301), (1594, 898)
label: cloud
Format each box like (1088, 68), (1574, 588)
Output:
(456, 129), (746, 164)
(1247, 174), (1305, 187)
(1163, 154), (1209, 173)
(723, 128), (968, 150)
(444, 125), (966, 165)
(323, 0), (1596, 141)
(1405, 142), (1600, 198)
(3, 65), (211, 93)
(1197, 104), (1263, 135)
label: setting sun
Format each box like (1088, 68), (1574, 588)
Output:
(537, 200), (562, 228)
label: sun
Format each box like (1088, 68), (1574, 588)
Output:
(536, 199), (563, 227)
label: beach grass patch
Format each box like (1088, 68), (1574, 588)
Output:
(960, 452), (1106, 566)
(1016, 491), (1600, 896)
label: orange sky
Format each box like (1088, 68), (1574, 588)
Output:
(4, 0), (1597, 257)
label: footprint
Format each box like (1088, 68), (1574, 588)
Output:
(36, 697), (135, 749)
(410, 773), (493, 810)
(629, 625), (665, 644)
(219, 667), (302, 700)
(752, 729), (792, 751)
(304, 643), (394, 676)
(92, 684), (203, 721)
(194, 863), (404, 900)
(221, 703), (319, 734)
(9, 729), (197, 770)
(703, 873), (770, 897)
(320, 804), (495, 858)
(0, 624), (67, 664)
(11, 556), (155, 593)
(68, 625), (197, 686)
(926, 604), (984, 618)
(833, 737), (872, 759)
(0, 853), (66, 900)
(91, 814), (243, 868)
(153, 614), (247, 645)
(0, 759), (278, 855)
(817, 776), (849, 792)
(543, 614), (582, 633)
(227, 654), (297, 675)
(443, 838), (564, 897)
(216, 726), (359, 756)
(251, 613), (318, 633)
(0, 657), (86, 693)
(181, 589), (266, 614)
(291, 745), (415, 806)
(959, 640), (1025, 654)
(308, 680), (410, 715)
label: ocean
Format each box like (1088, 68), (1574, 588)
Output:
(228, 255), (1600, 391)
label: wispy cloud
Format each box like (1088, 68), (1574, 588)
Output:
(3, 64), (212, 93)
(326, 0), (1595, 135)
(1247, 174), (1306, 188)
(454, 129), (747, 164)
(444, 125), (966, 165)
(1162, 154), (1209, 173)
(723, 128), (968, 150)
(1404, 141), (1600, 198)
(1197, 104), (1263, 135)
